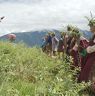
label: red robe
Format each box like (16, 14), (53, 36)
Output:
(70, 50), (79, 67)
(57, 38), (64, 52)
(70, 38), (79, 67)
(78, 36), (95, 82)
(79, 36), (89, 70)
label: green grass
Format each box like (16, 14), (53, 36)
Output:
(0, 42), (92, 96)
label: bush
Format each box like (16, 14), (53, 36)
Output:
(0, 42), (90, 96)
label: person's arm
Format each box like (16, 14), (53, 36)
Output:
(86, 45), (95, 53)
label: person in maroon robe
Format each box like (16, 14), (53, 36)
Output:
(57, 32), (64, 58)
(79, 36), (89, 70)
(70, 38), (79, 67)
(69, 27), (80, 68)
(78, 16), (95, 82)
(66, 25), (74, 55)
(66, 35), (73, 55)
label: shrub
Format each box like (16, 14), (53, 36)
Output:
(0, 42), (90, 96)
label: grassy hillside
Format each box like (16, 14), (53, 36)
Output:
(0, 42), (92, 96)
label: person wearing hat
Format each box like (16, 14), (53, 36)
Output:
(41, 34), (49, 53)
(79, 14), (95, 82)
(46, 32), (52, 56)
(66, 25), (74, 55)
(51, 32), (59, 57)
(78, 35), (89, 70)
(69, 27), (81, 68)
(57, 32), (65, 59)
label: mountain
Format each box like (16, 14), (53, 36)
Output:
(0, 29), (92, 47)
(0, 30), (60, 47)
(80, 30), (93, 39)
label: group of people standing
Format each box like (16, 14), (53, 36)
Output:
(41, 32), (59, 57)
(41, 15), (95, 84)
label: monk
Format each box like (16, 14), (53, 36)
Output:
(57, 32), (65, 59)
(46, 32), (52, 56)
(66, 25), (74, 55)
(79, 36), (89, 70)
(78, 16), (95, 82)
(69, 28), (80, 68)
(51, 32), (59, 57)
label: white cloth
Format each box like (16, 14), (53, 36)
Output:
(86, 45), (95, 53)
(86, 38), (95, 53)
(80, 36), (89, 42)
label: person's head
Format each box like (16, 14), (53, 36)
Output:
(72, 27), (80, 39)
(86, 13), (95, 33)
(48, 32), (52, 36)
(90, 26), (95, 33)
(89, 19), (95, 33)
(67, 25), (73, 31)
(51, 32), (55, 37)
(60, 32), (66, 37)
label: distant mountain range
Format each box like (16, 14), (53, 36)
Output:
(0, 29), (92, 47)
(0, 29), (60, 47)
(80, 30), (93, 39)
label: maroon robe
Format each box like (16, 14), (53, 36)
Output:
(70, 50), (79, 67)
(78, 36), (95, 82)
(79, 37), (89, 70)
(58, 38), (64, 52)
(66, 36), (73, 55)
(70, 38), (79, 67)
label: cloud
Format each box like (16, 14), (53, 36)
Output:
(0, 0), (95, 35)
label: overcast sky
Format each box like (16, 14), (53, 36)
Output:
(0, 0), (95, 36)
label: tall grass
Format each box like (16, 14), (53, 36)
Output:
(0, 42), (91, 96)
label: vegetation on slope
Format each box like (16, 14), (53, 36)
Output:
(0, 42), (92, 96)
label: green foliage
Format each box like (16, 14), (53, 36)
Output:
(67, 25), (74, 32)
(0, 42), (91, 96)
(85, 12), (95, 27)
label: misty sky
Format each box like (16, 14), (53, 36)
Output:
(0, 0), (95, 36)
